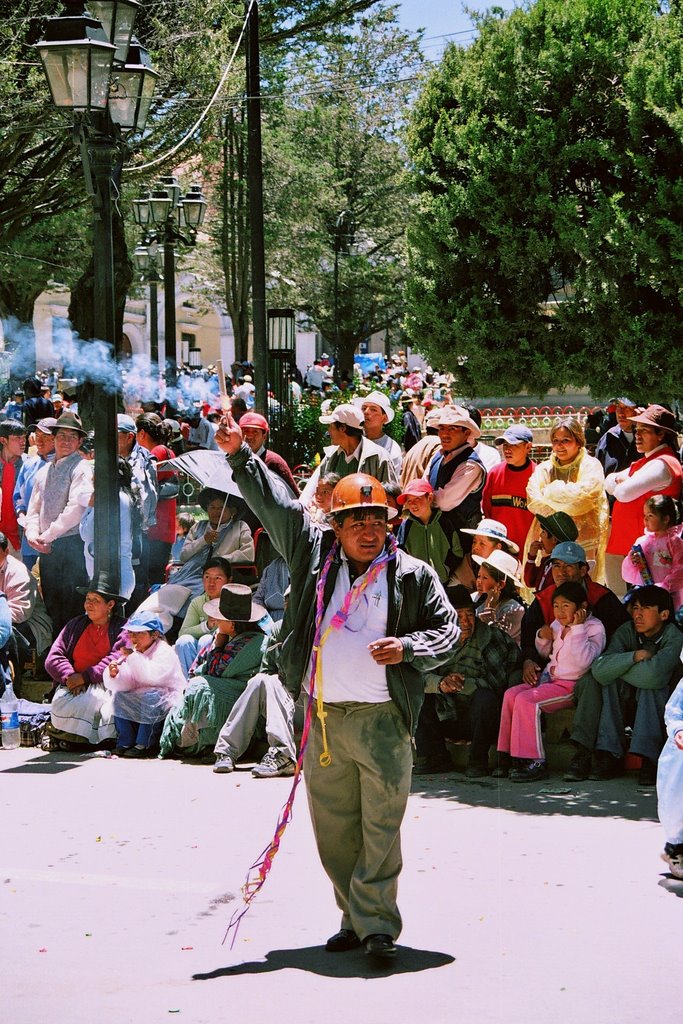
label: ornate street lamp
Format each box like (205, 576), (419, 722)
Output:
(132, 178), (208, 386)
(267, 307), (296, 461)
(35, 0), (158, 596)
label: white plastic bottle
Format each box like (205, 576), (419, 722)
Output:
(0, 678), (20, 750)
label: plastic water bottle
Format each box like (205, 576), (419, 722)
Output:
(0, 678), (20, 750)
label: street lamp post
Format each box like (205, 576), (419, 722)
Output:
(332, 209), (355, 380)
(132, 180), (207, 390)
(132, 239), (160, 365)
(35, 0), (158, 594)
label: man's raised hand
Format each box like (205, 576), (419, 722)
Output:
(215, 411), (243, 456)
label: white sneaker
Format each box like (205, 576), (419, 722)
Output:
(213, 754), (235, 774)
(661, 848), (683, 880)
(252, 747), (296, 778)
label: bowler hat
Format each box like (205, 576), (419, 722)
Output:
(77, 572), (126, 604)
(203, 583), (265, 624)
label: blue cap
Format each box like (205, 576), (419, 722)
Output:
(550, 541), (587, 565)
(125, 610), (166, 634)
(495, 425), (534, 445)
(117, 414), (137, 435)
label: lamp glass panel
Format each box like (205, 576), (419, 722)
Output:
(38, 41), (114, 110)
(89, 1), (140, 63)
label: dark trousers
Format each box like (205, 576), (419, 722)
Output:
(114, 716), (163, 750)
(571, 671), (671, 763)
(40, 535), (88, 639)
(416, 689), (502, 768)
(148, 540), (172, 587)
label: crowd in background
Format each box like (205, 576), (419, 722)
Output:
(1, 357), (683, 879)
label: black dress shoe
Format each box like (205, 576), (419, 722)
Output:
(589, 750), (623, 780)
(509, 759), (548, 783)
(364, 934), (397, 958)
(325, 928), (361, 952)
(564, 749), (591, 782)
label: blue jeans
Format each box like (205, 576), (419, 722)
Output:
(114, 716), (163, 750)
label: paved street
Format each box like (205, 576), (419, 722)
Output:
(1, 746), (679, 1024)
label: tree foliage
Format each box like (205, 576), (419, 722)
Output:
(261, 5), (422, 379)
(405, 0), (683, 400)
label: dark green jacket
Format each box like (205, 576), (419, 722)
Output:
(227, 444), (459, 735)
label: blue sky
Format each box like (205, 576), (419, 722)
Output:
(396, 0), (520, 47)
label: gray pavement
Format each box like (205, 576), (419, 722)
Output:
(1, 746), (680, 1024)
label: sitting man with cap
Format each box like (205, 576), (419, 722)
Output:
(24, 412), (94, 637)
(299, 403), (398, 510)
(213, 596), (297, 779)
(216, 410), (458, 960)
(565, 585), (683, 784)
(424, 405), (487, 532)
(396, 479), (463, 585)
(482, 424), (537, 555)
(353, 392), (402, 476)
(523, 511), (579, 593)
(520, 541), (629, 691)
(415, 584), (522, 776)
(13, 416), (57, 570)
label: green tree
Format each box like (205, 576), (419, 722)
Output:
(405, 0), (683, 401)
(262, 5), (422, 380)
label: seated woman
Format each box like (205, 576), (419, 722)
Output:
(159, 584), (266, 759)
(46, 575), (128, 749)
(473, 549), (525, 645)
(174, 557), (233, 678)
(104, 610), (185, 758)
(167, 488), (254, 599)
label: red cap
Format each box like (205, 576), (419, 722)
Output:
(239, 412), (269, 432)
(397, 479), (434, 505)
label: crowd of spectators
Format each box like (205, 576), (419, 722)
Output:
(2, 362), (683, 874)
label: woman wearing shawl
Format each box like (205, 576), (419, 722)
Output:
(159, 584), (266, 758)
(525, 416), (609, 583)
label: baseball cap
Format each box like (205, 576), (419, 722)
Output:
(239, 412), (269, 432)
(117, 414), (137, 435)
(495, 425), (533, 445)
(550, 541), (587, 565)
(125, 610), (167, 633)
(397, 479), (434, 506)
(28, 417), (59, 434)
(319, 403), (364, 429)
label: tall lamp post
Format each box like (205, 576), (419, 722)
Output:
(131, 239), (160, 365)
(332, 209), (355, 380)
(132, 180), (207, 389)
(35, 0), (158, 593)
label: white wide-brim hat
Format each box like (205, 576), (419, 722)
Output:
(352, 391), (394, 423)
(472, 549), (523, 587)
(460, 518), (519, 555)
